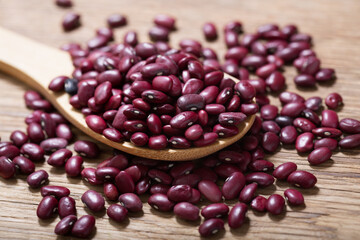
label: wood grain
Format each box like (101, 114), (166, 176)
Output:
(0, 0), (360, 239)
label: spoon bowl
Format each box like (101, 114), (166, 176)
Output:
(0, 27), (255, 161)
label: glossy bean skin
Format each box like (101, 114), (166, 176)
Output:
(262, 132), (280, 152)
(321, 110), (339, 128)
(0, 156), (16, 179)
(251, 196), (267, 212)
(280, 126), (298, 144)
(284, 189), (304, 205)
(266, 194), (285, 215)
(37, 196), (58, 219)
(245, 172), (274, 187)
(27, 170), (49, 188)
(81, 190), (105, 212)
(107, 204), (128, 222)
(47, 149), (72, 167)
(198, 180), (222, 202)
(239, 183), (258, 203)
(198, 218), (224, 237)
(228, 203), (248, 229)
(58, 196), (76, 218)
(173, 202), (200, 221)
(273, 162), (297, 180)
(41, 186), (70, 199)
(296, 132), (314, 153)
(21, 143), (45, 161)
(74, 140), (99, 158)
(12, 156), (35, 174)
(314, 138), (338, 151)
(221, 172), (246, 200)
(148, 193), (175, 212)
(201, 203), (229, 219)
(118, 193), (143, 212)
(10, 130), (28, 147)
(287, 170), (317, 188)
(339, 134), (360, 149)
(167, 185), (192, 202)
(54, 215), (77, 236)
(339, 118), (360, 134)
(115, 171), (135, 193)
(312, 127), (342, 138)
(71, 215), (96, 238)
(65, 156), (83, 177)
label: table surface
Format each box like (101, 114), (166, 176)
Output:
(1, 0), (360, 239)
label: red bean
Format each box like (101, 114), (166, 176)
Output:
(228, 203), (247, 229)
(107, 14), (127, 28)
(0, 156), (16, 179)
(312, 127), (342, 138)
(201, 203), (229, 219)
(260, 105), (278, 120)
(173, 202), (200, 221)
(339, 118), (360, 134)
(37, 196), (58, 219)
(0, 144), (20, 160)
(81, 190), (105, 212)
(199, 218), (224, 237)
(287, 170), (317, 188)
(235, 80), (256, 101)
(308, 147), (332, 165)
(27, 123), (45, 143)
(295, 132), (314, 153)
(71, 215), (96, 238)
(339, 134), (360, 149)
(198, 180), (222, 202)
(279, 126), (298, 144)
(96, 167), (120, 181)
(316, 68), (336, 82)
(321, 110), (339, 128)
(74, 140), (99, 158)
(203, 22), (218, 41)
(115, 171), (135, 193)
(305, 96), (322, 111)
(251, 196), (267, 212)
(62, 12), (81, 31)
(56, 124), (73, 141)
(281, 102), (306, 117)
(294, 74), (316, 87)
(10, 130), (28, 147)
(250, 160), (274, 172)
(107, 204), (128, 223)
(266, 194), (285, 215)
(27, 170), (48, 188)
(266, 71), (285, 92)
(262, 132), (280, 152)
(59, 196), (76, 218)
(302, 109), (321, 125)
(154, 14), (176, 30)
(299, 56), (320, 75)
(293, 117), (316, 132)
(47, 149), (72, 167)
(148, 193), (174, 211)
(12, 156), (35, 174)
(40, 138), (68, 154)
(245, 172), (274, 187)
(325, 93), (342, 109)
(279, 91), (305, 105)
(273, 162), (297, 180)
(238, 183), (257, 203)
(314, 138), (337, 151)
(222, 172), (245, 200)
(103, 183), (119, 201)
(54, 215), (77, 236)
(284, 189), (304, 205)
(117, 193), (142, 212)
(65, 156), (83, 177)
(41, 186), (70, 199)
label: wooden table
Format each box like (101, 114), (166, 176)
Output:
(1, 0), (360, 239)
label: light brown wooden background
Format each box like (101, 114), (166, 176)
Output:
(1, 0), (360, 239)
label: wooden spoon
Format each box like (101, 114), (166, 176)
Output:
(0, 27), (255, 161)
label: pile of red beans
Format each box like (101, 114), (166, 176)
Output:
(1, 5), (360, 238)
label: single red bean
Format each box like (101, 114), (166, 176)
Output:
(65, 156), (83, 177)
(293, 118), (316, 132)
(228, 203), (247, 229)
(294, 74), (316, 87)
(287, 170), (317, 188)
(296, 132), (314, 152)
(56, 124), (73, 141)
(316, 68), (336, 82)
(27, 170), (48, 188)
(280, 102), (306, 117)
(262, 132), (280, 152)
(71, 215), (96, 238)
(266, 71), (285, 92)
(104, 183), (119, 201)
(201, 203), (229, 219)
(148, 193), (174, 212)
(154, 14), (176, 30)
(198, 180), (222, 202)
(305, 97), (322, 111)
(339, 118), (360, 134)
(41, 186), (70, 199)
(12, 156), (35, 174)
(240, 103), (259, 116)
(266, 194), (285, 215)
(10, 130), (28, 147)
(47, 149), (72, 167)
(279, 91), (305, 105)
(284, 188), (304, 206)
(107, 204), (128, 223)
(103, 128), (123, 142)
(250, 160), (274, 172)
(149, 26), (169, 42)
(0, 156), (16, 179)
(27, 122), (45, 143)
(302, 109), (321, 125)
(214, 163), (241, 178)
(124, 165), (141, 182)
(262, 121), (281, 134)
(115, 171), (135, 193)
(235, 81), (256, 101)
(273, 162), (297, 180)
(54, 215), (77, 236)
(325, 92), (343, 109)
(308, 147), (332, 165)
(150, 184), (171, 195)
(199, 218), (224, 237)
(40, 138), (68, 154)
(321, 110), (339, 128)
(118, 193), (143, 212)
(96, 167), (120, 181)
(59, 196), (76, 218)
(339, 134), (360, 149)
(74, 140), (99, 158)
(260, 105), (278, 120)
(148, 135), (168, 150)
(299, 56), (320, 75)
(0, 144), (20, 160)
(37, 196), (58, 219)
(279, 126), (298, 144)
(222, 172), (246, 200)
(81, 168), (103, 185)
(136, 177), (151, 195)
(62, 12), (81, 31)
(251, 196), (267, 212)
(81, 190), (105, 212)
(130, 132), (149, 146)
(245, 172), (274, 187)
(312, 127), (342, 138)
(107, 14), (127, 28)
(172, 174), (201, 188)
(203, 22), (218, 41)
(173, 202), (199, 221)
(314, 138), (338, 151)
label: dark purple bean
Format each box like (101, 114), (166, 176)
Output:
(148, 193), (174, 211)
(218, 150), (248, 164)
(321, 110), (339, 128)
(279, 91), (305, 105)
(262, 121), (281, 134)
(284, 189), (304, 205)
(281, 102), (306, 117)
(10, 130), (28, 147)
(213, 124), (239, 137)
(27, 170), (48, 188)
(250, 160), (274, 172)
(71, 215), (95, 238)
(228, 203), (247, 229)
(74, 140), (99, 158)
(225, 31), (239, 48)
(287, 170), (317, 188)
(177, 94), (205, 112)
(130, 132), (148, 146)
(172, 174), (201, 188)
(170, 111), (198, 129)
(96, 167), (120, 181)
(150, 184), (170, 195)
(198, 110), (208, 126)
(266, 194), (285, 215)
(201, 203), (229, 219)
(149, 26), (169, 42)
(59, 196), (76, 218)
(81, 190), (105, 212)
(107, 14), (127, 28)
(12, 156), (34, 174)
(167, 185), (192, 202)
(200, 86), (219, 104)
(266, 71), (285, 92)
(124, 165), (141, 182)
(314, 138), (338, 150)
(308, 147), (332, 165)
(312, 127), (342, 138)
(296, 132), (314, 153)
(261, 132), (280, 152)
(316, 68), (336, 82)
(54, 215), (77, 236)
(222, 172), (245, 200)
(0, 144), (19, 160)
(86, 114), (107, 134)
(305, 96), (322, 111)
(339, 118), (360, 134)
(302, 109), (321, 125)
(240, 103), (259, 116)
(0, 156), (16, 179)
(251, 196), (267, 212)
(47, 149), (72, 167)
(193, 133), (218, 147)
(104, 182), (119, 201)
(279, 126), (298, 144)
(204, 71), (223, 86)
(214, 163), (241, 179)
(174, 202), (199, 221)
(94, 81), (112, 105)
(199, 218), (224, 237)
(65, 156), (83, 177)
(37, 196), (58, 219)
(103, 128), (123, 142)
(115, 171), (135, 193)
(293, 117), (316, 132)
(40, 138), (68, 154)
(235, 81), (256, 101)
(170, 162), (194, 178)
(203, 22), (218, 41)
(41, 186), (70, 199)
(182, 78), (204, 95)
(40, 113), (57, 138)
(273, 162), (297, 180)
(299, 56), (320, 75)
(56, 124), (73, 141)
(325, 93), (343, 109)
(239, 183), (257, 203)
(107, 204), (128, 223)
(260, 105), (278, 120)
(27, 123), (45, 143)
(62, 12), (81, 31)
(154, 14), (176, 30)
(136, 177), (151, 195)
(118, 193), (143, 212)
(225, 46), (248, 63)
(148, 135), (168, 149)
(219, 112), (246, 126)
(97, 69), (122, 86)
(241, 55), (267, 71)
(294, 74), (316, 87)
(184, 124), (203, 141)
(245, 172), (274, 187)
(198, 180), (222, 202)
